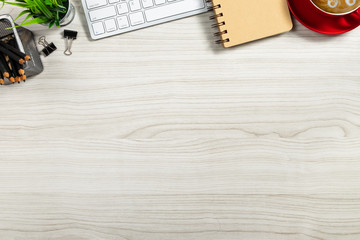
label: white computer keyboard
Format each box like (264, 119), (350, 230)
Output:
(81, 0), (210, 40)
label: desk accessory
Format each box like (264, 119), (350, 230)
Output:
(0, 53), (9, 78)
(208, 0), (293, 47)
(64, 29), (77, 56)
(0, 54), (12, 84)
(310, 0), (360, 15)
(81, 0), (209, 40)
(7, 55), (24, 83)
(0, 42), (30, 84)
(0, 0), (75, 28)
(0, 41), (30, 64)
(287, 0), (360, 34)
(38, 36), (57, 57)
(0, 15), (43, 85)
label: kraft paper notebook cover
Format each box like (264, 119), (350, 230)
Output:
(210, 0), (293, 48)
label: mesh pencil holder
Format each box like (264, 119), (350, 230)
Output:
(0, 15), (43, 85)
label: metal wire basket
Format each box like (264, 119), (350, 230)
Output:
(0, 14), (43, 84)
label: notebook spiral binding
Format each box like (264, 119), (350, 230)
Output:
(207, 0), (230, 45)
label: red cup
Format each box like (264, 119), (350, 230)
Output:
(287, 0), (360, 34)
(310, 0), (360, 17)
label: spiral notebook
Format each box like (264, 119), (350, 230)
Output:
(210, 0), (293, 48)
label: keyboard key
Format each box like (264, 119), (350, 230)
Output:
(105, 19), (117, 32)
(117, 3), (129, 14)
(129, 0), (141, 11)
(117, 16), (130, 29)
(145, 0), (205, 22)
(129, 12), (145, 26)
(142, 0), (154, 8)
(92, 22), (105, 35)
(109, 0), (119, 3)
(89, 6), (117, 21)
(86, 0), (107, 9)
(155, 0), (166, 5)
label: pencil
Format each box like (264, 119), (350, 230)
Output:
(0, 45), (25, 64)
(0, 70), (5, 85)
(16, 64), (25, 75)
(8, 39), (31, 61)
(15, 76), (21, 83)
(20, 75), (26, 81)
(7, 41), (25, 75)
(0, 54), (10, 78)
(0, 40), (31, 62)
(13, 61), (24, 76)
(4, 55), (16, 84)
(9, 76), (15, 83)
(7, 54), (24, 76)
(6, 55), (16, 75)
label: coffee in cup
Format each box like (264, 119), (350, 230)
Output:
(311, 0), (360, 14)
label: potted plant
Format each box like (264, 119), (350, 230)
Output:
(0, 0), (75, 28)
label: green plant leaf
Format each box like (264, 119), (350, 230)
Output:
(33, 0), (53, 19)
(22, 12), (34, 22)
(20, 16), (49, 25)
(0, 1), (29, 8)
(2, 0), (67, 28)
(6, 16), (48, 29)
(48, 20), (54, 28)
(14, 9), (31, 21)
(55, 11), (60, 27)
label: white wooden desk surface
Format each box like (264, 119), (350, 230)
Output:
(1, 2), (360, 240)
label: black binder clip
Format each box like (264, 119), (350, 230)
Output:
(38, 36), (57, 57)
(64, 30), (77, 56)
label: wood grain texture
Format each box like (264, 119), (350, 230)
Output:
(0, 138), (360, 240)
(1, 1), (360, 239)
